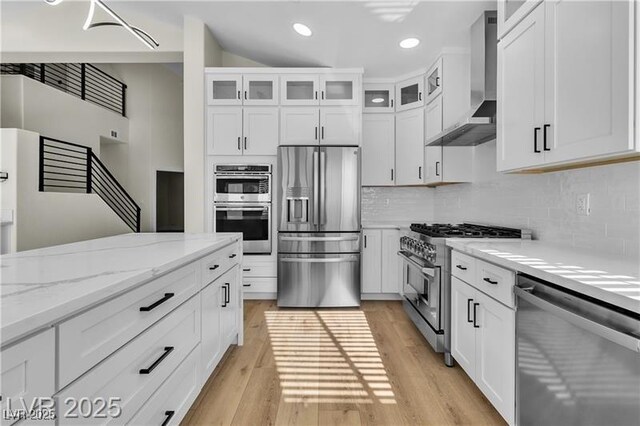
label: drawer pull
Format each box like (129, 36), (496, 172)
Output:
(139, 346), (174, 374)
(456, 264), (467, 271)
(483, 277), (498, 285)
(243, 283), (251, 287)
(209, 264), (220, 271)
(161, 410), (175, 426)
(139, 293), (175, 312)
(243, 268), (251, 272)
(229, 253), (237, 258)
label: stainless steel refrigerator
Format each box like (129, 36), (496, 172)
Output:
(277, 146), (361, 307)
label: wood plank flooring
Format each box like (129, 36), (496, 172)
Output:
(182, 300), (505, 426)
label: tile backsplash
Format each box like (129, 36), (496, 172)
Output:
(433, 141), (640, 261)
(362, 186), (435, 223)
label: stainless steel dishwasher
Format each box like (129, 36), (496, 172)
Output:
(515, 274), (640, 426)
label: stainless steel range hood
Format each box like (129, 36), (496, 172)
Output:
(426, 11), (497, 147)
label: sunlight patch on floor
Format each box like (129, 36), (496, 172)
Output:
(265, 310), (397, 405)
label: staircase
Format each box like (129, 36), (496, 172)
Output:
(39, 136), (141, 232)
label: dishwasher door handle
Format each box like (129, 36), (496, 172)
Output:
(515, 286), (640, 353)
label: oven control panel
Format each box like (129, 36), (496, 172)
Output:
(400, 236), (436, 263)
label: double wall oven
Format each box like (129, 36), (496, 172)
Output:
(214, 165), (272, 254)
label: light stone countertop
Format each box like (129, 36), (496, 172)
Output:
(447, 239), (640, 314)
(1, 233), (241, 346)
(361, 221), (414, 230)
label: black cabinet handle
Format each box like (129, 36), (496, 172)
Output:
(243, 283), (251, 287)
(364, 235), (367, 248)
(467, 299), (474, 323)
(436, 76), (440, 87)
(418, 166), (422, 180)
(225, 283), (230, 305)
(237, 137), (241, 151)
(391, 99), (394, 108)
(315, 91), (318, 100)
(473, 303), (480, 328)
(322, 90), (325, 100)
(456, 264), (467, 271)
(435, 161), (440, 176)
(321, 126), (325, 139)
(139, 293), (174, 312)
(222, 284), (228, 307)
(209, 264), (220, 271)
(139, 346), (174, 374)
(391, 169), (394, 181)
(418, 92), (422, 101)
(237, 90), (240, 99)
(315, 126), (318, 140)
(543, 124), (551, 151)
(483, 277), (498, 285)
(244, 136), (247, 150)
(244, 91), (247, 100)
(161, 410), (175, 426)
(229, 253), (237, 258)
(534, 127), (541, 153)
(242, 268), (251, 272)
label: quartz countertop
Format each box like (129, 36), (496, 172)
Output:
(361, 221), (413, 230)
(446, 239), (640, 314)
(1, 233), (241, 345)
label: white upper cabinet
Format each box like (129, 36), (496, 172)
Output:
(363, 83), (395, 113)
(395, 75), (425, 112)
(242, 74), (278, 106)
(425, 58), (443, 105)
(320, 107), (361, 146)
(424, 146), (443, 186)
(207, 107), (243, 155)
(362, 114), (395, 186)
(280, 107), (320, 146)
(206, 74), (243, 106)
(320, 74), (360, 106)
(281, 74), (320, 106)
(497, 0), (543, 40)
(243, 107), (279, 155)
(395, 108), (424, 185)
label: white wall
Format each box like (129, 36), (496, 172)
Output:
(362, 186), (435, 224)
(434, 141), (640, 261)
(222, 51), (266, 67)
(1, 129), (130, 252)
(183, 17), (222, 233)
(0, 75), (129, 153)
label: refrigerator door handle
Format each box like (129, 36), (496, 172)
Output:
(319, 149), (326, 225)
(312, 149), (319, 226)
(280, 257), (358, 263)
(280, 235), (359, 242)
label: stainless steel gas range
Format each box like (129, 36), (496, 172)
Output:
(399, 223), (531, 366)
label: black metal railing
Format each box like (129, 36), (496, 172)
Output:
(1, 63), (127, 117)
(39, 136), (140, 232)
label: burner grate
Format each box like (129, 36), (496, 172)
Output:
(410, 223), (523, 239)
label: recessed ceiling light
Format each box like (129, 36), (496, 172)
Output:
(399, 37), (420, 49)
(293, 23), (312, 37)
(371, 98), (385, 103)
(44, 0), (65, 4)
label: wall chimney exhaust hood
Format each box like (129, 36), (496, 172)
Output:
(426, 11), (497, 147)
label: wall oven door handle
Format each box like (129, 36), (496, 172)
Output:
(397, 251), (435, 277)
(216, 207), (268, 212)
(280, 257), (358, 263)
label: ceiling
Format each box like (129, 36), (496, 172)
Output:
(3, 0), (496, 77)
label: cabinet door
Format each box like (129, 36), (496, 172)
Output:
(242, 74), (278, 106)
(381, 229), (400, 293)
(243, 107), (279, 155)
(280, 107), (319, 146)
(220, 266), (240, 348)
(361, 230), (382, 293)
(362, 114), (395, 186)
(497, 3), (546, 171)
(320, 106), (360, 146)
(395, 108), (424, 185)
(320, 74), (359, 106)
(201, 282), (222, 377)
(543, 0), (634, 165)
(451, 277), (477, 377)
(425, 58), (443, 105)
(425, 95), (443, 141)
(498, 0), (543, 40)
(281, 74), (320, 106)
(206, 74), (242, 106)
(395, 76), (424, 112)
(474, 291), (515, 425)
(363, 83), (395, 113)
(424, 146), (443, 185)
(207, 107), (243, 155)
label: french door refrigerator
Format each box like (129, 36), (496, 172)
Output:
(277, 146), (361, 307)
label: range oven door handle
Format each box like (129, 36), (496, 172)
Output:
(397, 251), (436, 277)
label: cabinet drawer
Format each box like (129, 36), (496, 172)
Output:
(242, 277), (277, 293)
(242, 260), (276, 277)
(1, 329), (55, 424)
(129, 346), (201, 426)
(201, 243), (240, 286)
(57, 296), (201, 424)
(451, 250), (475, 283)
(474, 259), (516, 308)
(58, 264), (200, 389)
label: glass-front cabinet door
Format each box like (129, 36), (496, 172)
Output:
(206, 74), (242, 106)
(425, 57), (443, 105)
(395, 75), (424, 112)
(497, 0), (542, 39)
(281, 74), (320, 106)
(242, 74), (278, 106)
(320, 74), (359, 106)
(363, 83), (395, 113)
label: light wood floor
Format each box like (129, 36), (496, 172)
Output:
(182, 300), (505, 426)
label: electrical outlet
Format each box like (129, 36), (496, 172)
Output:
(576, 193), (590, 216)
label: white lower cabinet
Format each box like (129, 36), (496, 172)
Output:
(201, 281), (223, 378)
(220, 266), (240, 348)
(361, 229), (400, 295)
(451, 274), (515, 425)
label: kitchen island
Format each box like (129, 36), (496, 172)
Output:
(1, 233), (242, 425)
